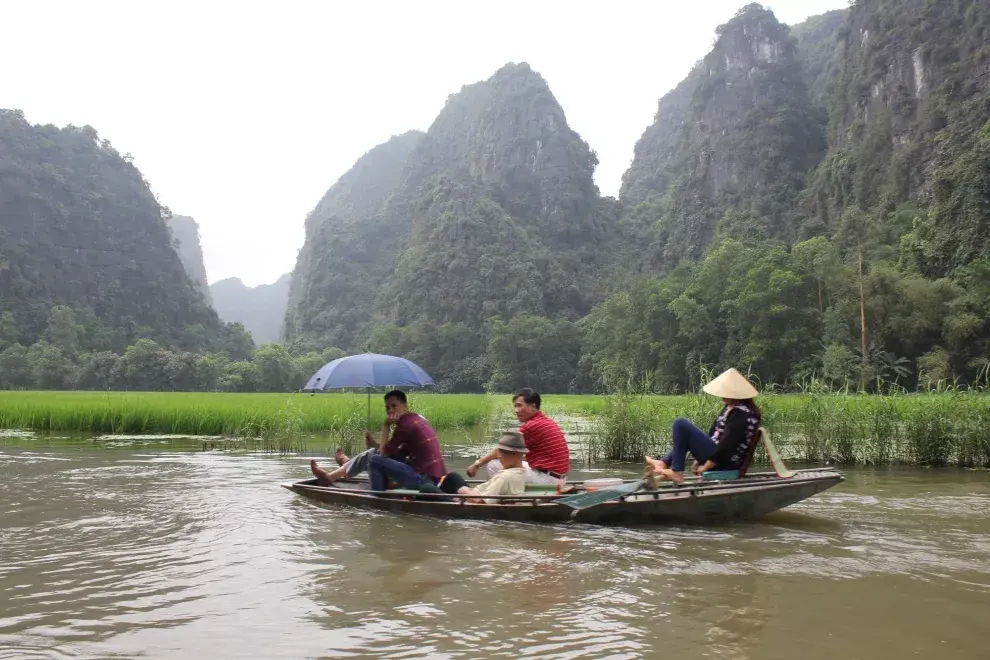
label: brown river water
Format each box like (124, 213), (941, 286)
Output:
(1, 436), (989, 659)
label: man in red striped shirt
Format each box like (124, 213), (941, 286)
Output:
(467, 388), (570, 485)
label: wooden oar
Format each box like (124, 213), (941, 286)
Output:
(555, 479), (648, 511)
(760, 428), (794, 478)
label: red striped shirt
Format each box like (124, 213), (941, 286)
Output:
(519, 411), (570, 475)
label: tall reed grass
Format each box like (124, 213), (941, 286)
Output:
(586, 391), (990, 467)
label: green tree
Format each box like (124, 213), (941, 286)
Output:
(75, 352), (120, 390)
(27, 341), (74, 389)
(253, 344), (298, 392)
(487, 316), (581, 393)
(0, 344), (33, 389)
(44, 305), (82, 357)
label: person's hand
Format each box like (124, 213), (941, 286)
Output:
(466, 462), (480, 478)
(364, 430), (375, 444)
(691, 461), (702, 476)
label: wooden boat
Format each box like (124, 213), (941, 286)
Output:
(281, 467), (844, 525)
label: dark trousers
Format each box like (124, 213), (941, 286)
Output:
(368, 454), (432, 491)
(660, 418), (718, 472)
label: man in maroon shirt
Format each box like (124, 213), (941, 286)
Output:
(310, 390), (446, 491)
(466, 388), (570, 485)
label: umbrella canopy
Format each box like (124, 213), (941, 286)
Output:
(303, 353), (434, 391)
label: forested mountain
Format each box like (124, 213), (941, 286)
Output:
(5, 1), (988, 395)
(806, 0), (990, 270)
(619, 4), (825, 270)
(287, 63), (617, 391)
(166, 214), (211, 304)
(587, 0), (990, 392)
(0, 109), (222, 353)
(211, 274), (291, 345)
(791, 8), (849, 111)
(284, 130), (424, 353)
(280, 3), (989, 394)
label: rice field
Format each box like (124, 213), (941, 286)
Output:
(0, 390), (988, 467)
(0, 391), (497, 436)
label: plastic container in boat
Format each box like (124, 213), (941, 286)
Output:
(583, 478), (623, 491)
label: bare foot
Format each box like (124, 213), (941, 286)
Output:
(657, 468), (685, 485)
(334, 447), (349, 466)
(644, 457), (671, 483)
(645, 456), (669, 471)
(311, 459), (333, 486)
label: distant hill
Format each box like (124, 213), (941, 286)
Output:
(166, 214), (212, 305)
(210, 274), (291, 345)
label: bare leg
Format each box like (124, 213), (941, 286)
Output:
(311, 459), (346, 486)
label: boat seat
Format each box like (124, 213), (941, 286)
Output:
(702, 470), (740, 480)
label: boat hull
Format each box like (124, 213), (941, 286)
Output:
(282, 469), (844, 525)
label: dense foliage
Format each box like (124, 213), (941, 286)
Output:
(597, 0), (990, 393)
(0, 303), (342, 392)
(210, 274), (291, 345)
(0, 109), (226, 353)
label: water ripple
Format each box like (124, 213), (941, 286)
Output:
(1, 449), (988, 658)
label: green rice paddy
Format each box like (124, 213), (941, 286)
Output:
(0, 390), (987, 466)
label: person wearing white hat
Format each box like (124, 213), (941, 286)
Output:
(645, 368), (762, 485)
(422, 431), (529, 504)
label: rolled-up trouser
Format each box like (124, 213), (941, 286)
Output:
(342, 447), (378, 478)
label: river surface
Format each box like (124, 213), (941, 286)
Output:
(1, 438), (989, 659)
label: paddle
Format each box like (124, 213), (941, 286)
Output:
(555, 479), (648, 511)
(760, 428), (794, 478)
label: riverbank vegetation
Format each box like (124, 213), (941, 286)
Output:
(1, 390), (987, 467)
(587, 389), (990, 468)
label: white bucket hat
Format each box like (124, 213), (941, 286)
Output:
(702, 368), (759, 399)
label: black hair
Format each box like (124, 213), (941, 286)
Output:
(736, 397), (761, 416)
(513, 388), (541, 409)
(384, 389), (407, 404)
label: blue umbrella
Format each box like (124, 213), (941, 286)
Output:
(303, 353), (435, 427)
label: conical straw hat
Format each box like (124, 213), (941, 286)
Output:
(702, 368), (759, 399)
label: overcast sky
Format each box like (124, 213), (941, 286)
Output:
(2, 0), (849, 287)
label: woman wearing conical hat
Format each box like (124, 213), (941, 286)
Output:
(645, 368), (762, 485)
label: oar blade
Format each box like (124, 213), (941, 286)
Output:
(556, 479), (646, 511)
(761, 429), (794, 478)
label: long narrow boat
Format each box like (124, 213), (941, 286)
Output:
(282, 467), (844, 525)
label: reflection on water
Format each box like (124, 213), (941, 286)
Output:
(0, 443), (988, 659)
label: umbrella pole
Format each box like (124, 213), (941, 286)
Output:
(366, 387), (371, 431)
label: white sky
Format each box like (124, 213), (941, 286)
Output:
(1, 0), (849, 287)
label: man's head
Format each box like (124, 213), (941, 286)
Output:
(495, 431), (527, 468)
(384, 389), (408, 421)
(512, 388), (541, 423)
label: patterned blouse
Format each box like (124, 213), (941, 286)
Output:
(708, 403), (762, 470)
